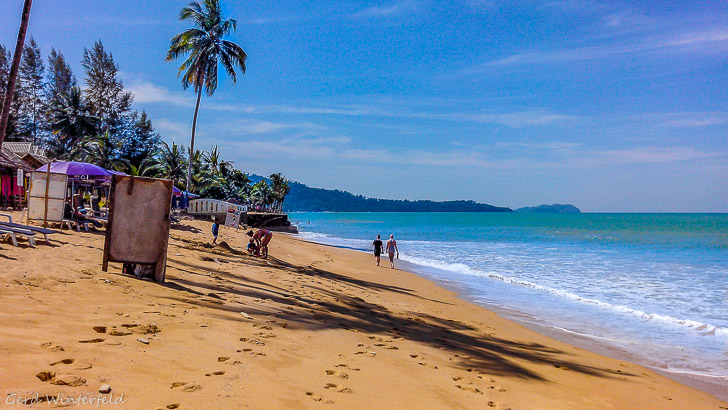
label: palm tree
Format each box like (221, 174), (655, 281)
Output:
(202, 145), (230, 175)
(127, 162), (156, 177)
(47, 86), (100, 159)
(166, 0), (247, 193)
(151, 141), (187, 187)
(0, 0), (33, 145)
(78, 130), (128, 171)
(269, 173), (290, 212)
(250, 180), (273, 211)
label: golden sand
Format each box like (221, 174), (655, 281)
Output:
(0, 213), (725, 409)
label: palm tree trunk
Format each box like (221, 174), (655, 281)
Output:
(186, 86), (203, 193)
(0, 0), (33, 145)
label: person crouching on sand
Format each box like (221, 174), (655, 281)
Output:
(248, 229), (273, 258)
(372, 234), (383, 266)
(386, 234), (399, 269)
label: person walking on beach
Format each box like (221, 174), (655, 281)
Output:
(248, 229), (273, 258)
(386, 234), (399, 269)
(372, 234), (383, 266)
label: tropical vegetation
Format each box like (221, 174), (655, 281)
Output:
(0, 34), (286, 211)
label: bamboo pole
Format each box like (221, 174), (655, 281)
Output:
(42, 160), (51, 228)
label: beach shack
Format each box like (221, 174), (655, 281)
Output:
(2, 142), (50, 169)
(0, 148), (31, 209)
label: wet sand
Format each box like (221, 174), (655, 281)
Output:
(0, 213), (725, 409)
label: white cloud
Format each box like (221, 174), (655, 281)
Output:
(155, 119), (189, 139)
(127, 81), (193, 107)
(658, 113), (728, 128)
(442, 111), (576, 127)
(461, 28), (728, 72)
(126, 80), (573, 128)
(593, 146), (724, 164)
(351, 1), (416, 18)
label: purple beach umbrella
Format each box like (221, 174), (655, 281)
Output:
(36, 161), (112, 178)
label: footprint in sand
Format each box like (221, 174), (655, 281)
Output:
(455, 383), (483, 394)
(36, 371), (86, 387)
(418, 362), (438, 369)
(373, 343), (399, 350)
(217, 357), (230, 362)
(40, 342), (65, 351)
(79, 338), (105, 343)
(50, 359), (74, 366)
(335, 364), (360, 371)
(324, 383), (353, 393)
(166, 404), (180, 409)
(93, 326), (107, 334)
(205, 371), (226, 376)
(354, 351), (376, 357)
(171, 382), (187, 389)
(108, 327), (133, 336)
(305, 392), (334, 404)
(182, 384), (202, 392)
(325, 370), (349, 379)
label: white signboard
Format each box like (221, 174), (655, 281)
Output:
(28, 171), (67, 222)
(225, 212), (241, 228)
(16, 169), (23, 186)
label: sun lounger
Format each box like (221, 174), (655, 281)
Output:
(0, 228), (19, 246)
(62, 218), (90, 232)
(0, 213), (57, 244)
(0, 226), (36, 247)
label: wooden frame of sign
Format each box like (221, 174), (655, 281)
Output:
(102, 175), (173, 282)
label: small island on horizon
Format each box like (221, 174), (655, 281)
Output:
(515, 204), (582, 214)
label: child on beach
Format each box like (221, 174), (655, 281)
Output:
(247, 238), (259, 255)
(211, 219), (220, 245)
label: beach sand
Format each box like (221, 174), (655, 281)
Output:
(0, 213), (725, 409)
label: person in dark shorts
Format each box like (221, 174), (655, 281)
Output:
(372, 234), (383, 266)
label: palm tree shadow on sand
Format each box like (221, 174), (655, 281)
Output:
(155, 241), (636, 383)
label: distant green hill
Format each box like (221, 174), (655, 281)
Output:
(515, 204), (581, 213)
(249, 175), (512, 212)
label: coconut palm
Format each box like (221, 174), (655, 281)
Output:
(166, 0), (247, 193)
(250, 180), (273, 211)
(202, 145), (230, 175)
(127, 160), (157, 177)
(47, 86), (100, 159)
(269, 173), (290, 212)
(78, 131), (128, 171)
(151, 141), (187, 187)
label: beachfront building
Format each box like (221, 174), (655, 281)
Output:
(2, 142), (50, 169)
(0, 148), (32, 210)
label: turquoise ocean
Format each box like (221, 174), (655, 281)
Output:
(290, 212), (728, 384)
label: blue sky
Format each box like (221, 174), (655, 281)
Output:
(2, 0), (727, 212)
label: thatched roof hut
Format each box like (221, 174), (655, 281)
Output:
(0, 148), (31, 172)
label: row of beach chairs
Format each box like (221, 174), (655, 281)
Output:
(0, 213), (57, 248)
